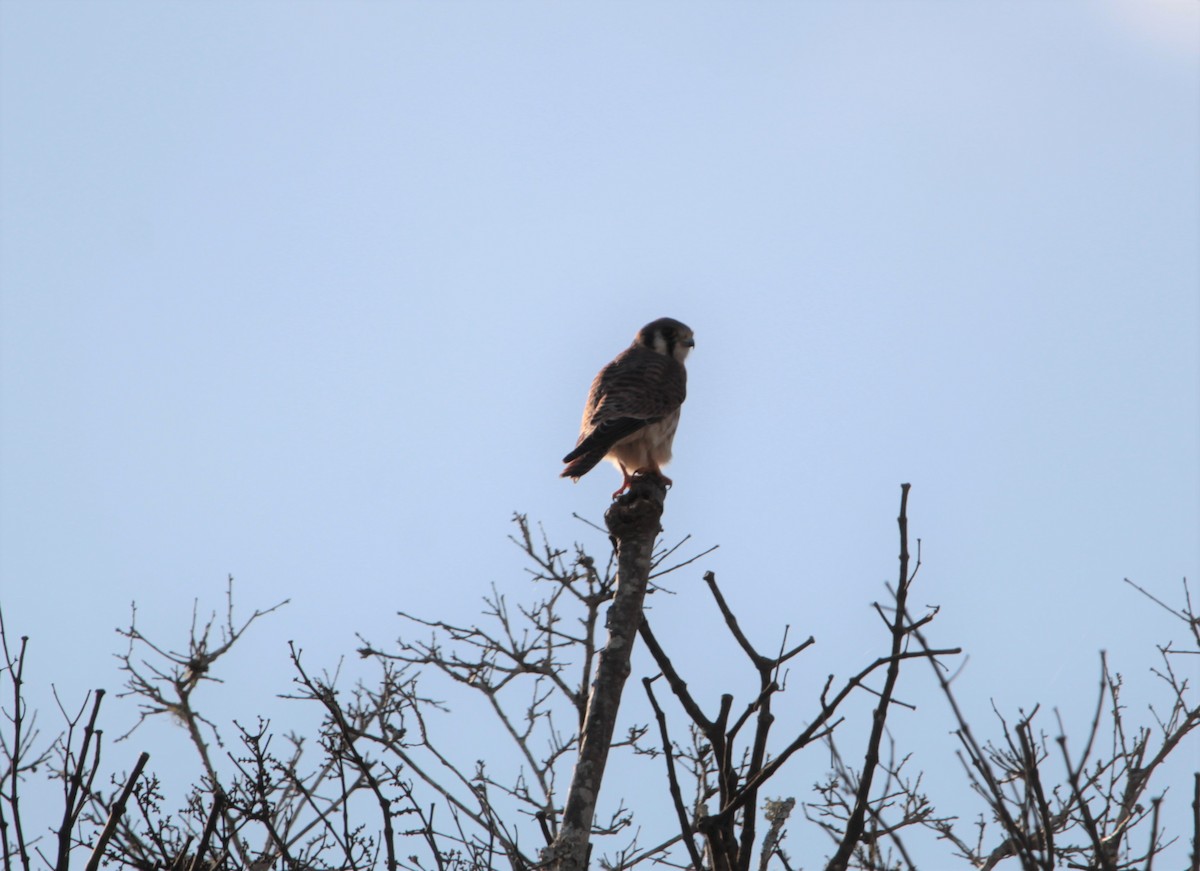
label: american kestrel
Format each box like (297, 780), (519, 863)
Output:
(561, 318), (694, 496)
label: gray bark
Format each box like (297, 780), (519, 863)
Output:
(546, 477), (666, 871)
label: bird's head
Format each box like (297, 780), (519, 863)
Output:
(637, 318), (695, 363)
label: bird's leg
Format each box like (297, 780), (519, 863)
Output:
(611, 464), (635, 499)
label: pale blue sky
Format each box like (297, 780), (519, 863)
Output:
(1, 1), (1197, 866)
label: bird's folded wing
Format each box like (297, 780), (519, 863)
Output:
(562, 416), (649, 464)
(585, 347), (686, 429)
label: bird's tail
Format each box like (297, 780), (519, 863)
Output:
(561, 447), (605, 480)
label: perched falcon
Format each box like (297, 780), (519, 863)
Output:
(561, 318), (694, 496)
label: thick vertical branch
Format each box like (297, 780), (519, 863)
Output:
(548, 477), (666, 871)
(55, 689), (106, 871)
(826, 482), (912, 871)
(186, 793), (225, 871)
(643, 676), (706, 871)
(1191, 773), (1199, 871)
(85, 751), (149, 871)
(2, 626), (36, 871)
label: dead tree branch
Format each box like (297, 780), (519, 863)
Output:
(826, 482), (915, 871)
(85, 751), (149, 871)
(547, 476), (666, 871)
